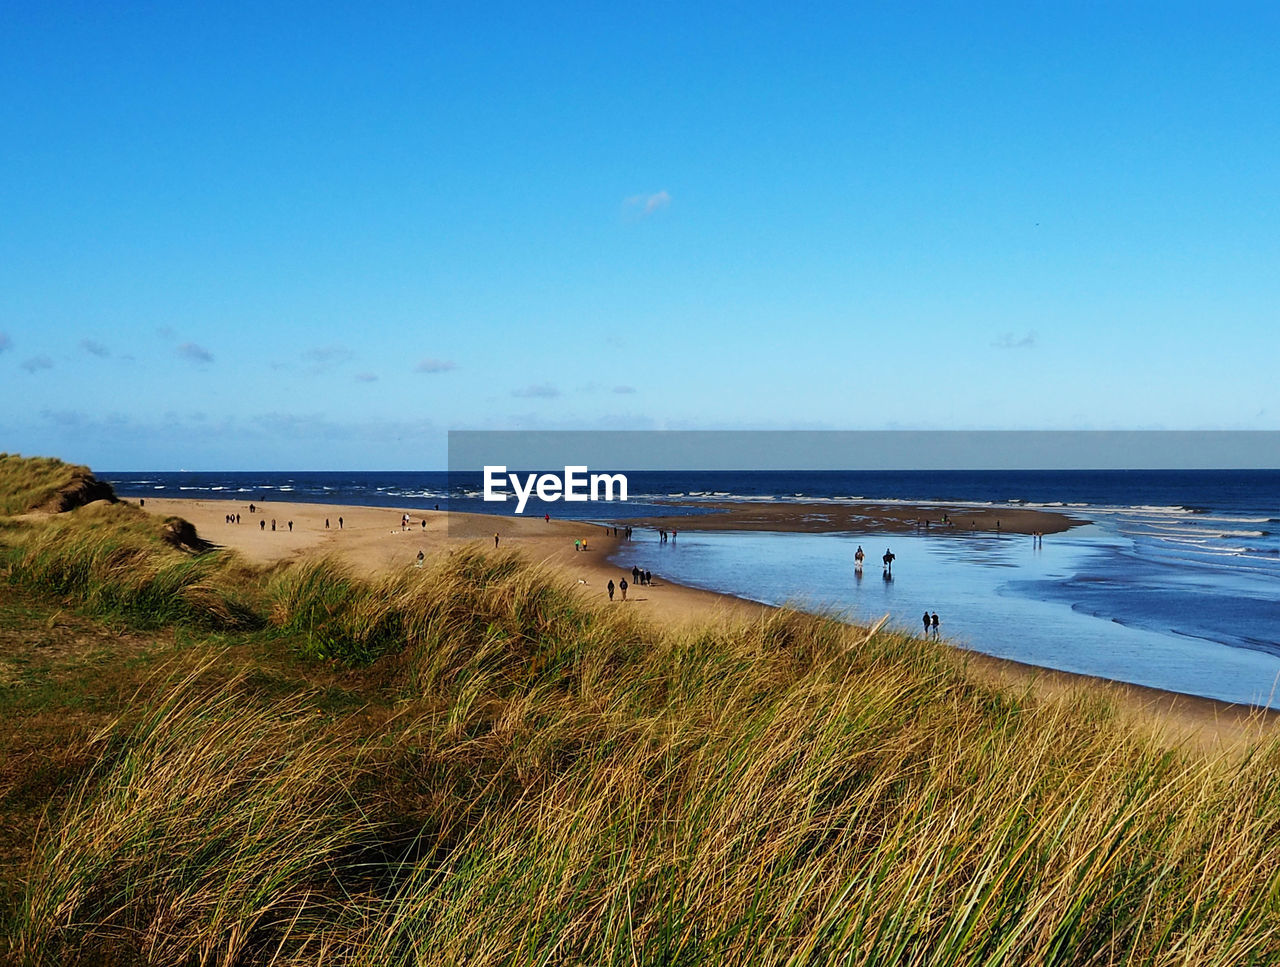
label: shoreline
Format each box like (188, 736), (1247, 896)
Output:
(135, 496), (1276, 751)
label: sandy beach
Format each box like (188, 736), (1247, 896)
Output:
(138, 496), (1277, 751)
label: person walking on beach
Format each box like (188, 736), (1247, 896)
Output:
(271, 519), (276, 532)
(882, 548), (895, 574)
(338, 516), (343, 529)
(619, 577), (628, 601)
(249, 503), (255, 514)
(416, 550), (424, 567)
(607, 579), (615, 601)
(260, 519), (265, 531)
(494, 532), (500, 548)
(931, 612), (940, 637)
(644, 569), (652, 586)
(632, 565), (641, 585)
(574, 539), (581, 552)
(923, 611), (931, 636)
(288, 520), (293, 532)
(326, 518), (330, 528)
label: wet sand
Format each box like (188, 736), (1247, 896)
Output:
(633, 501), (1080, 535)
(139, 497), (1275, 752)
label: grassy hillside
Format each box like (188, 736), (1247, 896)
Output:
(0, 454), (115, 516)
(2, 468), (1280, 964)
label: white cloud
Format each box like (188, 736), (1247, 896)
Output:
(623, 190), (671, 218)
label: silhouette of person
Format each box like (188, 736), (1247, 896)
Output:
(644, 569), (652, 586)
(931, 612), (940, 636)
(607, 579), (615, 601)
(494, 532), (499, 548)
(416, 549), (424, 567)
(288, 520), (293, 532)
(338, 517), (343, 529)
(632, 566), (641, 584)
(882, 548), (895, 573)
(260, 519), (265, 531)
(271, 519), (276, 531)
(923, 611), (931, 636)
(619, 578), (628, 601)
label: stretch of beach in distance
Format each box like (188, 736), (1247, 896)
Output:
(137, 495), (1278, 752)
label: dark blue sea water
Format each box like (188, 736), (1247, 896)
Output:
(104, 470), (1280, 707)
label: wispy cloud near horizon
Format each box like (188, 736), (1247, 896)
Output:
(993, 331), (1037, 350)
(177, 342), (214, 364)
(512, 383), (560, 399)
(415, 358), (457, 374)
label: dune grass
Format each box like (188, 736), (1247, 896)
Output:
(1, 501), (260, 630)
(4, 471), (1280, 964)
(0, 453), (90, 516)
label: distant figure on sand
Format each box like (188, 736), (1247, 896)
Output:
(607, 579), (615, 601)
(271, 519), (276, 532)
(619, 578), (628, 601)
(632, 566), (641, 584)
(326, 518), (330, 528)
(260, 520), (265, 531)
(416, 550), (424, 567)
(248, 503), (254, 514)
(882, 548), (895, 573)
(338, 517), (343, 529)
(494, 532), (500, 548)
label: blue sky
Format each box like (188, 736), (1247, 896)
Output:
(2, 2), (1277, 469)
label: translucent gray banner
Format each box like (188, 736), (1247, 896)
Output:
(449, 430), (1280, 471)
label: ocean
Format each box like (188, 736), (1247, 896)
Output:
(103, 469), (1280, 708)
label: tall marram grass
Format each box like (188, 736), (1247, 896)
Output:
(0, 452), (88, 515)
(8, 528), (1280, 963)
(12, 668), (382, 967)
(1, 501), (259, 629)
